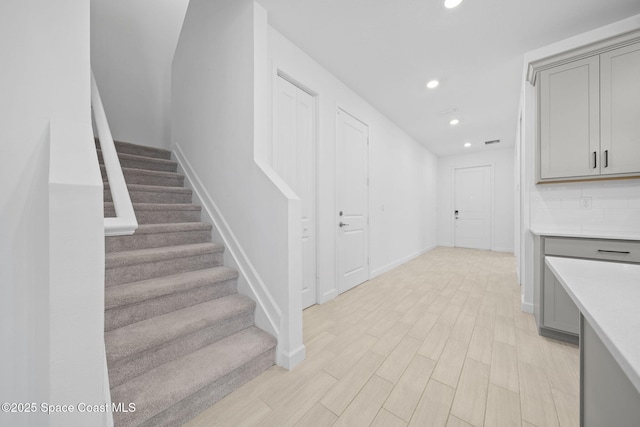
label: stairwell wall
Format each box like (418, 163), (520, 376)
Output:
(171, 0), (304, 369)
(91, 0), (189, 150)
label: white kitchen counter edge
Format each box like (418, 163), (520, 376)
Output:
(530, 228), (640, 241)
(545, 256), (640, 394)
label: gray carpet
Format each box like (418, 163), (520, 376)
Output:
(99, 139), (276, 427)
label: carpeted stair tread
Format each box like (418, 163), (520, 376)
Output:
(104, 202), (202, 224)
(105, 294), (256, 363)
(101, 165), (184, 187)
(104, 182), (192, 195)
(105, 266), (238, 309)
(110, 327), (276, 427)
(101, 165), (184, 181)
(106, 242), (223, 269)
(96, 138), (172, 160)
(106, 222), (212, 253)
(98, 150), (178, 172)
(104, 267), (239, 331)
(104, 183), (193, 204)
(104, 202), (201, 212)
(131, 222), (212, 234)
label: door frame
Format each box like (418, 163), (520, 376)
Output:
(335, 106), (370, 294)
(273, 68), (320, 307)
(451, 163), (494, 250)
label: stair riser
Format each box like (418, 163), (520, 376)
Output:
(104, 189), (192, 204)
(98, 152), (177, 172)
(108, 311), (255, 388)
(101, 169), (184, 187)
(105, 279), (238, 331)
(103, 206), (201, 224)
(106, 229), (211, 253)
(136, 210), (201, 224)
(96, 140), (172, 160)
(125, 172), (183, 187)
(133, 348), (275, 427)
(106, 253), (223, 287)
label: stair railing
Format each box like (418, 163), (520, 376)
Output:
(91, 70), (138, 236)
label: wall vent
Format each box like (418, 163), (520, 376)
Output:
(484, 139), (500, 145)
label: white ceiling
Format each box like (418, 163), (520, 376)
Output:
(256, 0), (640, 157)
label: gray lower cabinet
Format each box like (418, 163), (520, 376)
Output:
(534, 235), (640, 344)
(581, 315), (640, 426)
(543, 265), (579, 335)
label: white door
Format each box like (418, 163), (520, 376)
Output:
(336, 109), (369, 294)
(273, 76), (317, 308)
(454, 165), (491, 250)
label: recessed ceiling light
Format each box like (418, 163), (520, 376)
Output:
(426, 80), (439, 89)
(464, 142), (471, 147)
(449, 118), (460, 125)
(444, 0), (463, 9)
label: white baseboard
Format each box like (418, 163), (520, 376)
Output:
(370, 245), (437, 278)
(318, 289), (338, 305)
(277, 344), (306, 370)
(171, 143), (282, 340)
(521, 295), (534, 313)
(493, 247), (514, 253)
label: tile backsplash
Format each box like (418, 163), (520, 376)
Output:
(530, 179), (640, 234)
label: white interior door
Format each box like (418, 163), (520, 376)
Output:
(336, 109), (369, 294)
(274, 76), (317, 309)
(454, 165), (492, 250)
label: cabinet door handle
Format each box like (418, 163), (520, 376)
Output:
(597, 249), (630, 255)
(604, 150), (609, 168)
(592, 151), (597, 169)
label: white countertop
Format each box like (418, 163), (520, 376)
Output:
(545, 256), (640, 393)
(530, 228), (640, 241)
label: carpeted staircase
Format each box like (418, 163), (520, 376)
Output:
(99, 140), (276, 427)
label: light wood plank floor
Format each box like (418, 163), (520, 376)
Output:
(183, 247), (579, 427)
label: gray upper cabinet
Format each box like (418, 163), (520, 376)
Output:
(600, 43), (640, 176)
(529, 34), (640, 183)
(539, 56), (600, 180)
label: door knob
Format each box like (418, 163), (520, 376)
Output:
(339, 222), (349, 228)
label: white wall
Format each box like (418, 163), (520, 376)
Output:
(49, 120), (108, 427)
(438, 147), (515, 252)
(518, 13), (640, 310)
(268, 27), (439, 298)
(91, 0), (189, 149)
(172, 0), (304, 369)
(0, 0), (102, 425)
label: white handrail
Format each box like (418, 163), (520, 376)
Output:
(91, 70), (138, 236)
